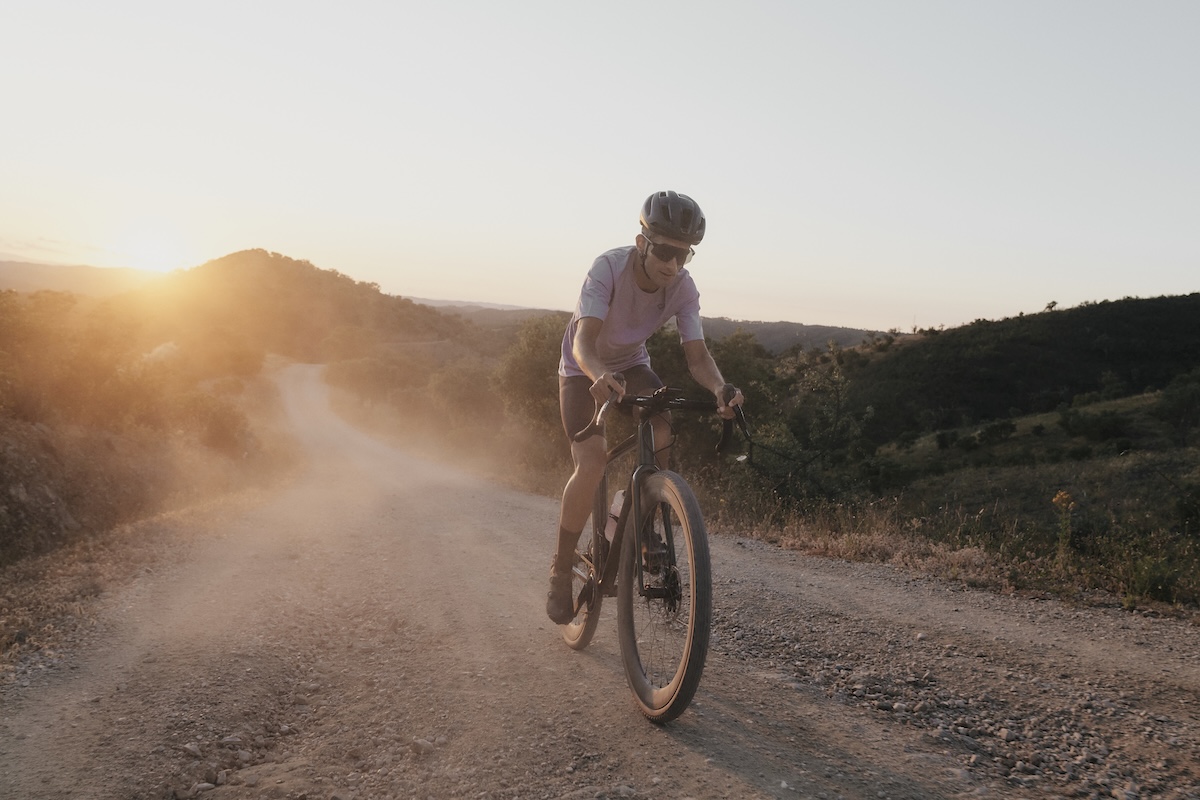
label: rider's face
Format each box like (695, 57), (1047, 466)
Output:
(639, 233), (693, 288)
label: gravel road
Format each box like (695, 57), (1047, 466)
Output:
(1, 363), (1197, 799)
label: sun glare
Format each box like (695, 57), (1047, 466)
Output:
(113, 229), (194, 273)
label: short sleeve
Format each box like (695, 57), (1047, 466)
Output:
(576, 256), (616, 321)
(675, 283), (704, 343)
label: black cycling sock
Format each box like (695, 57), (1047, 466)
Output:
(555, 527), (580, 572)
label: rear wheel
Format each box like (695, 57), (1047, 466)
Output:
(616, 471), (711, 723)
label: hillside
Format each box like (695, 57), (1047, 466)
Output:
(128, 250), (478, 362)
(0, 260), (164, 295)
(840, 294), (1200, 442)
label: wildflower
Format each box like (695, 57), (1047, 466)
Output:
(1052, 490), (1077, 512)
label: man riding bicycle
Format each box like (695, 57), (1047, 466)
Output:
(547, 190), (745, 624)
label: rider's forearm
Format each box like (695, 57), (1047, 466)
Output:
(573, 340), (610, 384)
(571, 318), (616, 384)
(686, 353), (727, 398)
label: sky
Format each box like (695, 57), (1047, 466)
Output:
(1, 1), (1196, 332)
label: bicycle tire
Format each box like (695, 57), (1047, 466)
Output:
(560, 501), (606, 650)
(616, 470), (711, 723)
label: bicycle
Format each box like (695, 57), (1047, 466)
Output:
(559, 383), (743, 723)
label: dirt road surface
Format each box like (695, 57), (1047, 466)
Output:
(2, 364), (1198, 799)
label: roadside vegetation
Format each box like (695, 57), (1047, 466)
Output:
(334, 290), (1200, 611)
(0, 249), (469, 565)
(3, 250), (1197, 613)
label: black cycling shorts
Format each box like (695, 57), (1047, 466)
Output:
(559, 364), (664, 441)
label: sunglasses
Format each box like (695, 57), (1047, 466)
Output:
(643, 236), (695, 266)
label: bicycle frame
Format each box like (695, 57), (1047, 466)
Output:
(593, 414), (661, 599)
(564, 384), (745, 720)
(576, 387), (738, 601)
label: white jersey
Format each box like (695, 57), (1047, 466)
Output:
(559, 245), (704, 378)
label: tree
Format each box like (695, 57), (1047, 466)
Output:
(1154, 368), (1200, 446)
(492, 312), (571, 431)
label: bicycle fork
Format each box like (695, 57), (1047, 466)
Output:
(629, 465), (681, 606)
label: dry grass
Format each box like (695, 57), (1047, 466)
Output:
(706, 491), (1198, 614)
(714, 501), (1013, 593)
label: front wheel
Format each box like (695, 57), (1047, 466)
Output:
(616, 471), (711, 723)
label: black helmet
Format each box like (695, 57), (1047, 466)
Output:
(639, 190), (706, 245)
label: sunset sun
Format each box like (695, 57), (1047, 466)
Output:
(113, 229), (194, 273)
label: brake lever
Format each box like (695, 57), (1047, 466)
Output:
(572, 391), (618, 443)
(717, 406), (750, 455)
(717, 418), (734, 454)
(734, 405), (749, 439)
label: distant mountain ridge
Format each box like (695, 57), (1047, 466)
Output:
(430, 302), (878, 354)
(0, 261), (165, 296)
(408, 297), (534, 311)
(1, 257), (876, 353)
(700, 317), (877, 353)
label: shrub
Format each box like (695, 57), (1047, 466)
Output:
(936, 430), (958, 450)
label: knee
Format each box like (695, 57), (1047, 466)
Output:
(651, 414), (673, 442)
(571, 439), (607, 480)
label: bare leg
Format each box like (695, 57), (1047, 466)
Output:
(554, 435), (607, 567)
(649, 413), (672, 470)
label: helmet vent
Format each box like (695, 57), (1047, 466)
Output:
(639, 190), (705, 244)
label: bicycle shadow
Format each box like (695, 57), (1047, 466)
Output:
(659, 664), (971, 799)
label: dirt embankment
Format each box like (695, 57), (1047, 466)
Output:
(0, 370), (290, 569)
(1, 364), (1197, 800)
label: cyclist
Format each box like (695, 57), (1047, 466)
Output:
(547, 190), (744, 624)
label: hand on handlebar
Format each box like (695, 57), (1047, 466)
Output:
(716, 383), (744, 420)
(572, 372), (626, 443)
(590, 371), (626, 404)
